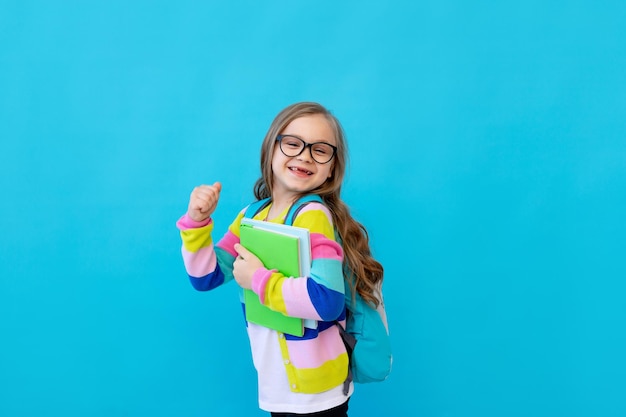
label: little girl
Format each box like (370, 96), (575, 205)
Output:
(177, 102), (384, 416)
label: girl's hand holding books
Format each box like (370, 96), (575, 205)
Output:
(233, 243), (264, 290)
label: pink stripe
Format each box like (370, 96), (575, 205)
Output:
(310, 234), (343, 261)
(251, 268), (274, 303)
(286, 326), (346, 368)
(282, 278), (321, 320)
(176, 214), (212, 230)
(297, 203), (333, 224)
(216, 230), (240, 258)
(182, 245), (217, 277)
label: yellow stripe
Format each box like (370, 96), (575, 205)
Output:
(293, 209), (335, 240)
(293, 353), (349, 393)
(265, 273), (288, 312)
(228, 211), (246, 237)
(278, 333), (299, 391)
(278, 334), (349, 393)
(180, 222), (214, 252)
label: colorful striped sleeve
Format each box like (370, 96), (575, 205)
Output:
(177, 214), (232, 291)
(250, 202), (345, 322)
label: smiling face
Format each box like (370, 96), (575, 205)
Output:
(270, 114), (336, 203)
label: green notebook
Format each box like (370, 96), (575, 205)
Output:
(240, 219), (311, 336)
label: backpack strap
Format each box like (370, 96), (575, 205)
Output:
(336, 317), (356, 395)
(284, 194), (324, 225)
(243, 197), (272, 219)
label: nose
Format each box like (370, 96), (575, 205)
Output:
(296, 144), (314, 163)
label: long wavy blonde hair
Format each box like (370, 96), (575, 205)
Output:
(253, 102), (384, 307)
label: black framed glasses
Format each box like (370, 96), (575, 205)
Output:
(276, 135), (337, 164)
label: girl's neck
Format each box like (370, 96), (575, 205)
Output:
(267, 195), (294, 221)
(267, 189), (304, 221)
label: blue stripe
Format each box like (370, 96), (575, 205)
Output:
(307, 279), (345, 321)
(284, 316), (345, 341)
(188, 268), (225, 291)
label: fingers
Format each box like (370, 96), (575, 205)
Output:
(196, 184), (221, 204)
(187, 182), (222, 221)
(234, 244), (260, 268)
(232, 244), (260, 290)
(194, 183), (221, 201)
(234, 243), (251, 260)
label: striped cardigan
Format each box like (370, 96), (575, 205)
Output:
(177, 201), (351, 411)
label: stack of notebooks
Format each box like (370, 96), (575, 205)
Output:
(240, 218), (316, 336)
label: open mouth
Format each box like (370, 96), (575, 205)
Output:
(289, 166), (313, 175)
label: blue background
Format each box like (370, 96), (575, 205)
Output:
(1, 1), (625, 416)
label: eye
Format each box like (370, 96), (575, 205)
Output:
(284, 137), (302, 148)
(312, 144), (331, 155)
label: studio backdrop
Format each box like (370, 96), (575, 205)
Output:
(1, 1), (625, 416)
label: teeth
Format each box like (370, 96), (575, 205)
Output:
(290, 167), (313, 175)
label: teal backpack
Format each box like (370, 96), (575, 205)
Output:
(243, 194), (392, 391)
